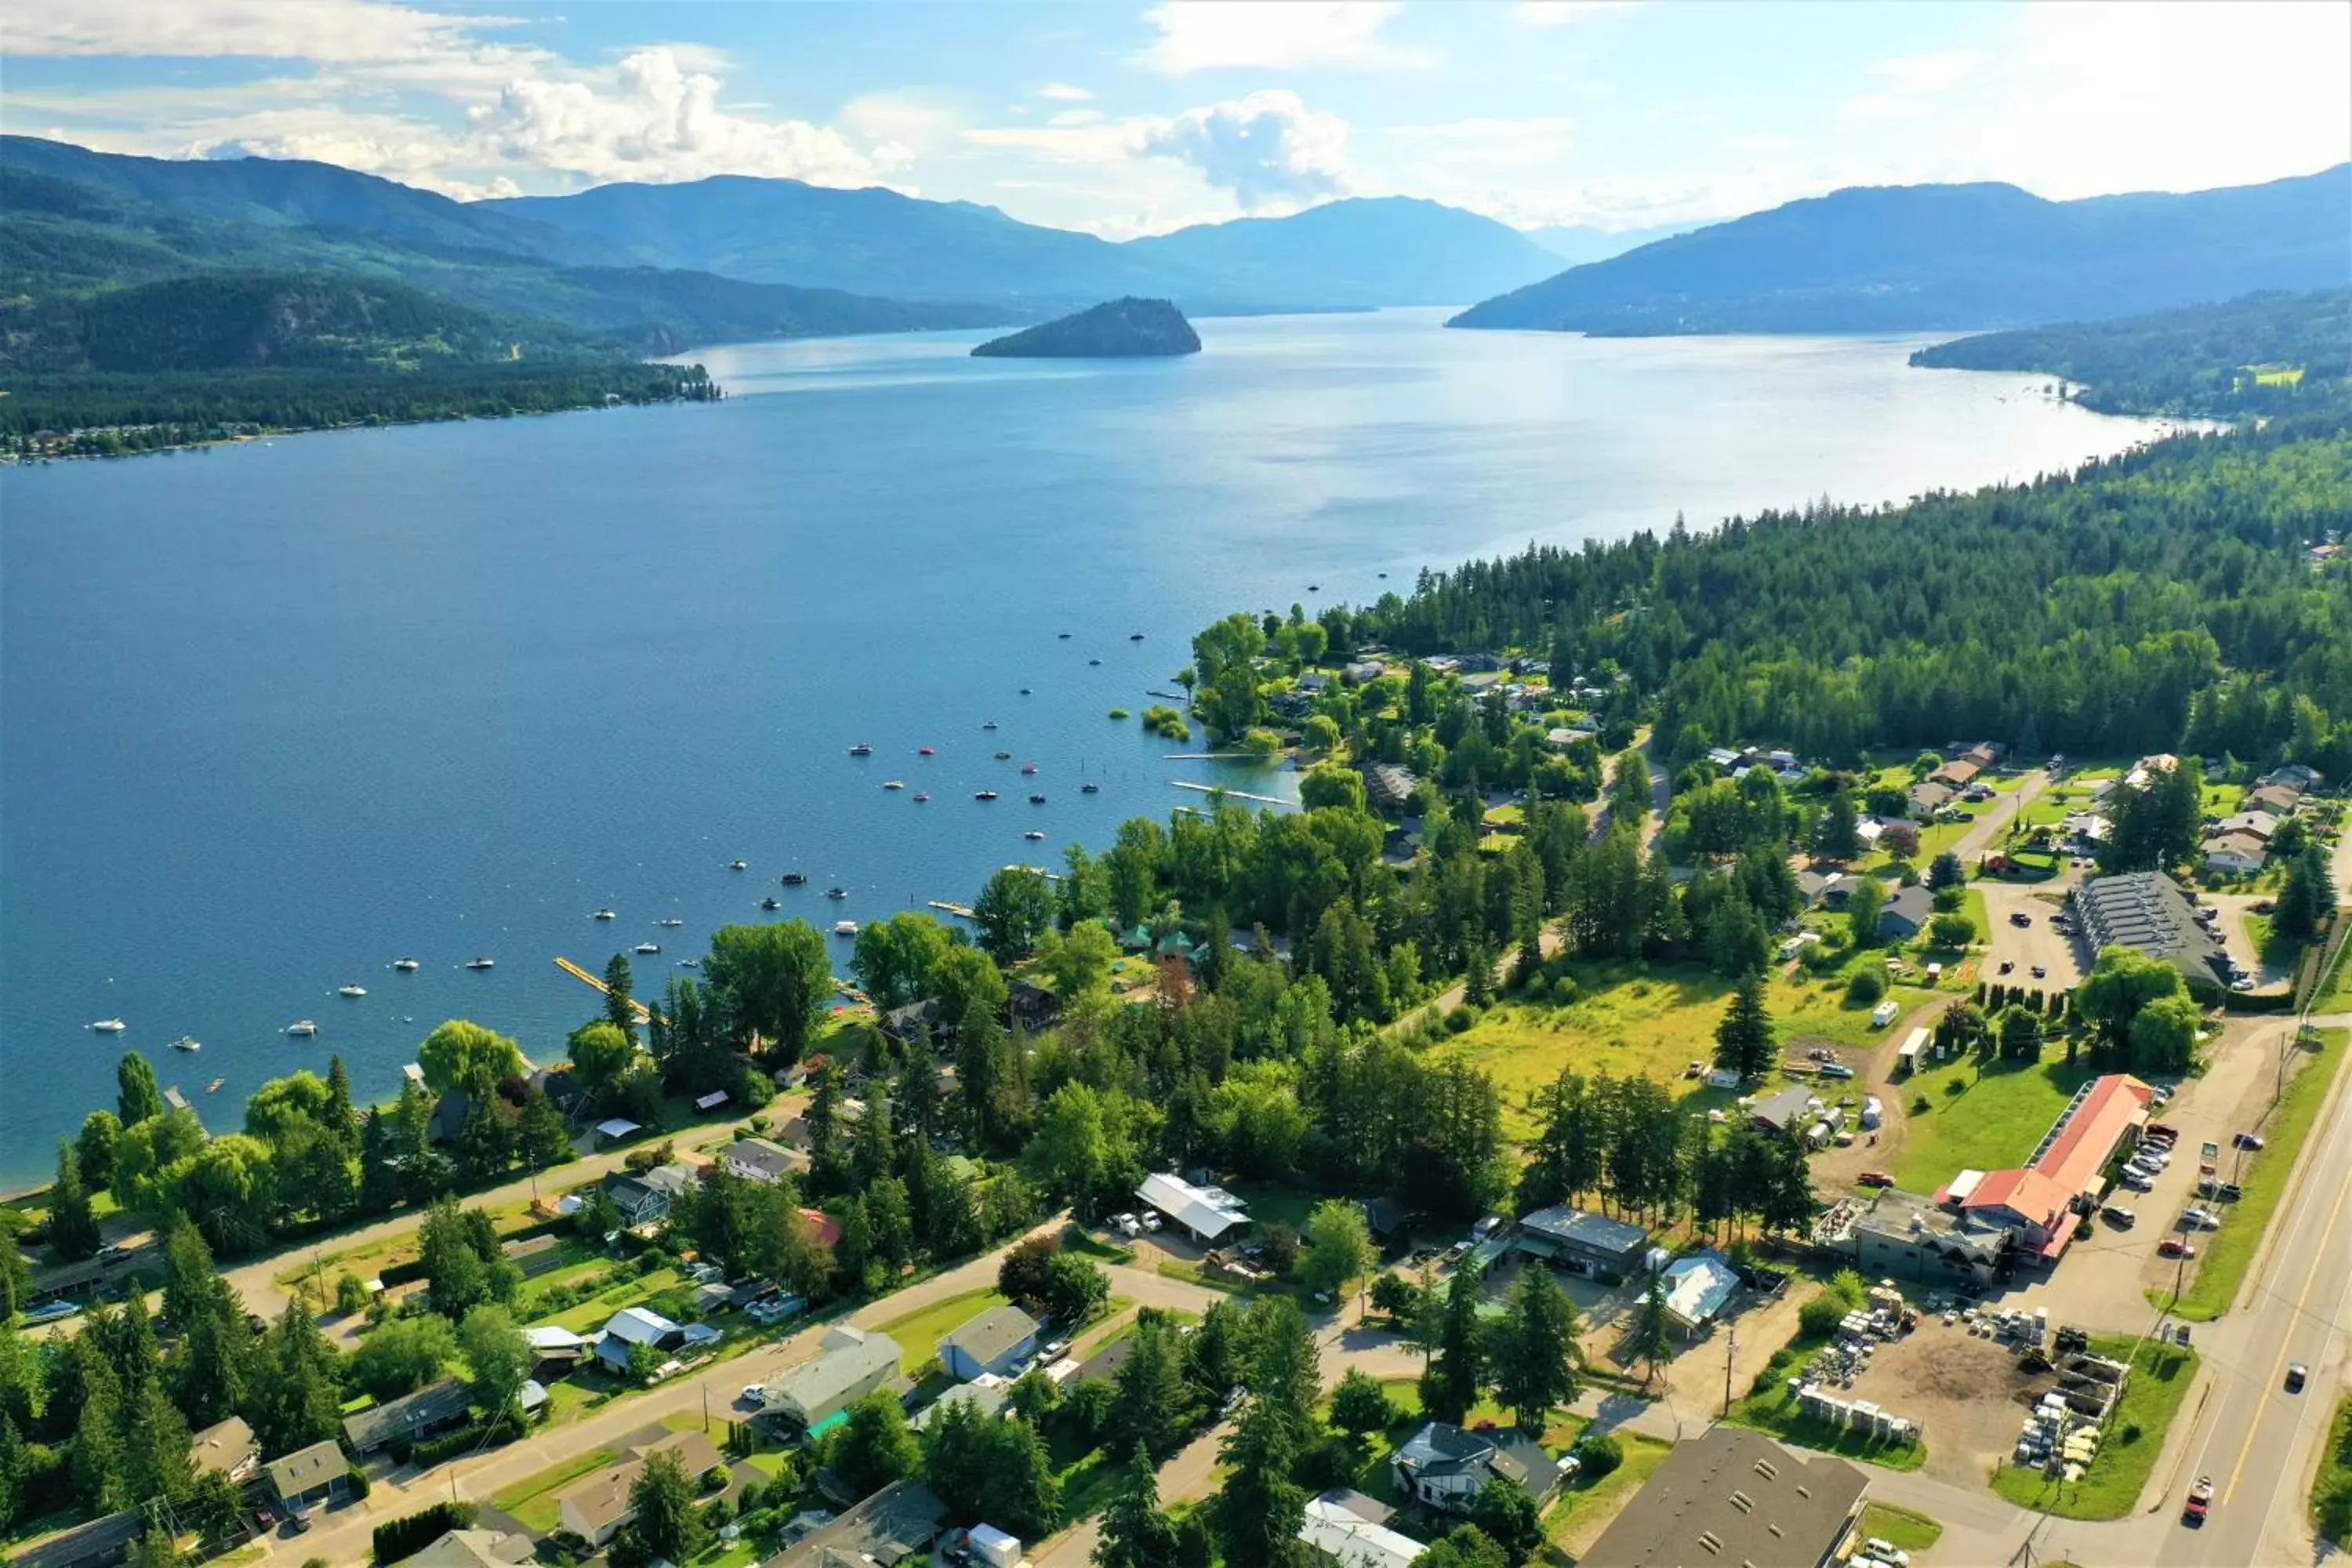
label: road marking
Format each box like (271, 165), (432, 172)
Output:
(2222, 1098), (2352, 1503)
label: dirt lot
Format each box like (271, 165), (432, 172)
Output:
(1839, 1321), (2050, 1486)
(1980, 881), (2085, 996)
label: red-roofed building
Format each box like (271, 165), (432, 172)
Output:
(1960, 1169), (2073, 1248)
(1955, 1074), (2153, 1266)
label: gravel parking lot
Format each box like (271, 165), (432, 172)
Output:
(1980, 882), (2085, 995)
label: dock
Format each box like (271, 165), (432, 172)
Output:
(554, 956), (663, 1025)
(928, 901), (977, 920)
(1172, 781), (1296, 808)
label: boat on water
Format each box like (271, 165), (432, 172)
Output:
(337, 984), (367, 998)
(89, 1018), (127, 1033)
(1020, 687), (1033, 695)
(1020, 762), (1038, 775)
(982, 720), (999, 730)
(658, 917), (684, 927)
(913, 792), (931, 803)
(634, 942), (661, 955)
(1081, 782), (1101, 794)
(169, 1036), (201, 1053)
(1130, 632), (1146, 641)
(677, 957), (700, 967)
(994, 750), (1012, 760)
(729, 858), (748, 870)
(466, 956), (495, 970)
(1308, 583), (1319, 591)
(1025, 830), (1046, 841)
(593, 909), (617, 920)
(393, 957), (421, 971)
(1058, 632), (1073, 639)
(205, 1077), (225, 1094)
(884, 779), (906, 790)
(782, 872), (808, 886)
(1088, 659), (1102, 666)
(760, 896), (782, 910)
(285, 1020), (318, 1037)
(975, 789), (1000, 801)
(826, 887), (849, 900)
(918, 746), (936, 756)
(833, 920), (859, 937)
(848, 742), (873, 757)
(1029, 793), (1047, 804)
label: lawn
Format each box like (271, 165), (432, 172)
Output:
(494, 1444), (620, 1533)
(2159, 1027), (2350, 1320)
(1889, 1053), (2094, 1193)
(873, 1286), (1007, 1374)
(1858, 1501), (1945, 1553)
(1544, 1432), (1673, 1559)
(1436, 960), (1900, 1134)
(2311, 1391), (2352, 1543)
(1989, 1336), (2198, 1519)
(538, 1265), (684, 1334)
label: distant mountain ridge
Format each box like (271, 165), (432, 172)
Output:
(1521, 220), (1702, 266)
(1451, 166), (2352, 335)
(1122, 198), (1560, 307)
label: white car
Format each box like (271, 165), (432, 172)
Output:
(2122, 1172), (2157, 1192)
(1141, 1213), (1163, 1232)
(740, 1384), (767, 1405)
(1864, 1541), (1911, 1568)
(2182, 1207), (2221, 1229)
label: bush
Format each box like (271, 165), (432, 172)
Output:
(1240, 728), (1283, 757)
(1798, 1294), (1847, 1339)
(1910, 1094), (1932, 1116)
(373, 1501), (478, 1564)
(1445, 1007), (1476, 1035)
(1845, 964), (1886, 1004)
(1944, 1079), (1965, 1096)
(1576, 1432), (1624, 1479)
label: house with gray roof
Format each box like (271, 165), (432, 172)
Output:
(2070, 872), (2228, 992)
(759, 1479), (946, 1568)
(343, 1376), (476, 1455)
(1878, 884), (1935, 942)
(938, 1304), (1040, 1381)
(722, 1136), (809, 1185)
(761, 1326), (906, 1432)
(1390, 1423), (1562, 1515)
(1513, 1206), (1650, 1278)
(265, 1439), (353, 1511)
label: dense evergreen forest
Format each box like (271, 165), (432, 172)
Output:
(1910, 287), (2350, 418)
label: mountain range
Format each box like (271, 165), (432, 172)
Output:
(1451, 165), (2352, 335)
(1521, 221), (1702, 266)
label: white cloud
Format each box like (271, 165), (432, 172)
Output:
(0, 0), (513, 64)
(1838, 47), (1988, 125)
(1509, 2), (1637, 26)
(1134, 89), (1354, 209)
(466, 48), (895, 187)
(1133, 2), (1432, 75)
(1036, 82), (1094, 102)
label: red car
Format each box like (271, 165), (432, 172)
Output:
(2159, 1238), (2198, 1259)
(2183, 1475), (2213, 1525)
(1857, 1171), (1896, 1189)
(2147, 1123), (2180, 1142)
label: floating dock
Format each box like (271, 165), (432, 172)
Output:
(555, 956), (662, 1025)
(928, 901), (977, 920)
(1171, 781), (1296, 808)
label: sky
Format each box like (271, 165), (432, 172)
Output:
(3, 0), (2347, 238)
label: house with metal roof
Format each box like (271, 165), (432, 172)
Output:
(760, 1326), (906, 1432)
(594, 1306), (685, 1371)
(1513, 1207), (1650, 1278)
(1298, 1490), (1425, 1568)
(343, 1376), (476, 1454)
(1748, 1085), (1817, 1136)
(1643, 1250), (1742, 1336)
(938, 1304), (1040, 1381)
(1579, 1427), (1864, 1568)
(1136, 1172), (1252, 1243)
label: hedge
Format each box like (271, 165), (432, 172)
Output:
(373, 1501), (478, 1563)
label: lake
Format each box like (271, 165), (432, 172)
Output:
(0, 308), (2176, 1183)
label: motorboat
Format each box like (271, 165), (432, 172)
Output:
(1129, 632), (1145, 641)
(392, 957), (421, 971)
(1088, 659), (1102, 666)
(833, 920), (859, 938)
(285, 1020), (318, 1037)
(760, 896), (782, 910)
(1028, 793), (1047, 804)
(205, 1077), (225, 1093)
(89, 1018), (127, 1033)
(658, 917), (684, 927)
(169, 1036), (201, 1053)
(1020, 687), (1033, 695)
(982, 720), (998, 730)
(884, 780), (906, 790)
(913, 793), (931, 803)
(1080, 782), (1101, 794)
(994, 750), (1012, 760)
(466, 957), (495, 970)
(593, 909), (617, 920)
(782, 872), (808, 886)
(634, 942), (661, 955)
(1021, 762), (1039, 775)
(918, 746), (936, 756)
(337, 984), (367, 998)
(975, 790), (999, 801)
(848, 742), (873, 757)
(729, 859), (748, 870)
(677, 957), (700, 967)
(1058, 632), (1073, 639)
(1025, 830), (1046, 841)
(826, 887), (849, 900)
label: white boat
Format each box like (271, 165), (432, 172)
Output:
(169, 1036), (201, 1053)
(593, 909), (617, 920)
(337, 984), (367, 998)
(89, 1018), (127, 1033)
(833, 920), (859, 938)
(466, 957), (495, 970)
(392, 958), (421, 971)
(657, 917), (684, 927)
(635, 942), (661, 955)
(285, 1020), (318, 1037)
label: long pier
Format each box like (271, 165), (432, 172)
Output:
(1171, 780), (1296, 808)
(554, 956), (662, 1025)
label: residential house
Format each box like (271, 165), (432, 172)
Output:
(1878, 885), (1935, 942)
(594, 1306), (686, 1373)
(722, 1136), (809, 1185)
(524, 1325), (590, 1376)
(1341, 661), (1388, 687)
(2204, 832), (2269, 878)
(1359, 1196), (1409, 1248)
(1298, 1490), (1425, 1568)
(265, 1439), (353, 1512)
(912, 1374), (1014, 1431)
(938, 1304), (1040, 1382)
(188, 1415), (260, 1484)
(343, 1376), (475, 1455)
(502, 1233), (566, 1279)
(760, 1326), (906, 1432)
(878, 1001), (938, 1047)
(2249, 783), (2305, 818)
(1512, 1207), (1650, 1279)
(1136, 1172), (1252, 1244)
(1363, 764), (1421, 813)
(604, 1162), (696, 1225)
(396, 1529), (540, 1567)
(2261, 764), (2323, 793)
(1578, 1427), (1865, 1568)
(1748, 1086), (1818, 1137)
(1642, 1250), (1741, 1337)
(758, 1479), (945, 1568)
(2214, 810), (2281, 844)
(1929, 757), (1982, 789)
(1390, 1423), (1562, 1515)
(1907, 781), (1955, 818)
(557, 1430), (723, 1548)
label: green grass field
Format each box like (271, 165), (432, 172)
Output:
(2161, 1027), (2351, 1320)
(1990, 1336), (2197, 1519)
(1858, 1501), (1945, 1553)
(873, 1286), (1007, 1374)
(2312, 1392), (2352, 1543)
(536, 1265), (684, 1334)
(493, 1444), (620, 1533)
(1890, 1053), (2094, 1192)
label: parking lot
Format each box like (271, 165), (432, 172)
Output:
(1978, 881), (2084, 996)
(1836, 1323), (2049, 1487)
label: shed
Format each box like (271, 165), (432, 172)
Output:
(1136, 1172), (1251, 1243)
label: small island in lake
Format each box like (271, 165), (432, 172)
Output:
(971, 297), (1201, 358)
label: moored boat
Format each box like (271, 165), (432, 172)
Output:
(634, 942), (660, 955)
(975, 789), (999, 801)
(826, 886), (849, 899)
(89, 1018), (127, 1033)
(285, 1020), (318, 1037)
(833, 920), (859, 937)
(393, 957), (421, 971)
(760, 896), (782, 910)
(466, 956), (495, 970)
(729, 859), (748, 870)
(593, 908), (617, 920)
(848, 742), (873, 756)
(337, 984), (367, 998)
(169, 1035), (201, 1052)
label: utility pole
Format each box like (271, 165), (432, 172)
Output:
(1722, 1328), (1738, 1417)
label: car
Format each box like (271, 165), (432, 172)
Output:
(2234, 1131), (2267, 1151)
(1864, 1540), (1911, 1568)
(1857, 1171), (1896, 1188)
(2184, 1475), (2213, 1525)
(2147, 1122), (2181, 1141)
(289, 1508), (314, 1536)
(740, 1384), (767, 1405)
(2231, 977), (2256, 993)
(1998, 960), (2014, 975)
(2010, 911), (2033, 927)
(2158, 1238), (2197, 1259)
(2030, 965), (2047, 979)
(2101, 1205), (2136, 1227)
(2122, 1172), (2157, 1192)
(2218, 1181), (2243, 1201)
(97, 1243), (129, 1263)
(1142, 1213), (1162, 1232)
(2182, 1207), (2220, 1229)
(2288, 1363), (2309, 1392)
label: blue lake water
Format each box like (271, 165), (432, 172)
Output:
(0, 309), (2179, 1183)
